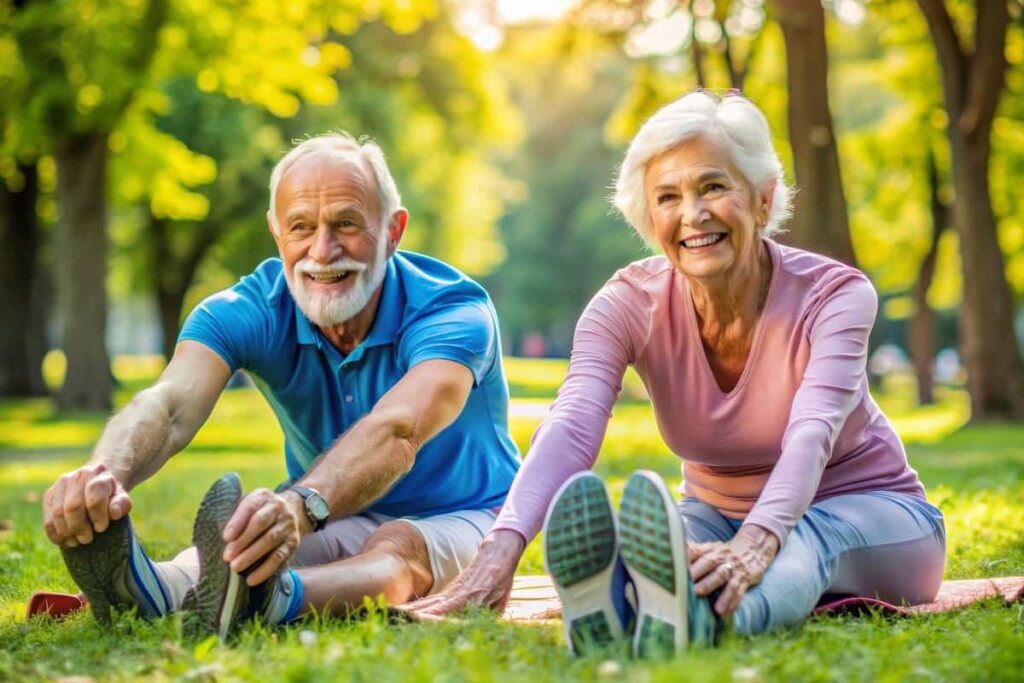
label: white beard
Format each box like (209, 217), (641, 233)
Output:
(286, 235), (389, 328)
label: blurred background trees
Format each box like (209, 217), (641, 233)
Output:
(1, 0), (1023, 422)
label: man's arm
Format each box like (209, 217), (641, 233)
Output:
(43, 341), (232, 547)
(222, 358), (474, 585)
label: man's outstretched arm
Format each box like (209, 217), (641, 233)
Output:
(222, 358), (474, 585)
(43, 341), (232, 547)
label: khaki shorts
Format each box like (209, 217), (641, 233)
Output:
(289, 509), (497, 594)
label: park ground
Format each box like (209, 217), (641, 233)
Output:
(1, 356), (1022, 682)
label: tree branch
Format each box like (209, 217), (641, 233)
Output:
(915, 0), (968, 114)
(962, 0), (1009, 139)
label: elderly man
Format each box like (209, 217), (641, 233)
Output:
(42, 134), (520, 638)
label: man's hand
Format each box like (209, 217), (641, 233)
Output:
(222, 488), (306, 586)
(43, 463), (133, 548)
(398, 529), (525, 620)
(688, 524), (780, 617)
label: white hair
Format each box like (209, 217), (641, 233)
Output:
(267, 132), (401, 233)
(612, 90), (793, 246)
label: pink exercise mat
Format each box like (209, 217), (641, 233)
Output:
(500, 575), (1024, 622)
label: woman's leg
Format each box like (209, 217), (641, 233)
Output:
(733, 492), (945, 635)
(677, 497), (741, 543)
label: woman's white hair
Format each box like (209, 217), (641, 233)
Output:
(613, 90), (793, 246)
(268, 132), (401, 233)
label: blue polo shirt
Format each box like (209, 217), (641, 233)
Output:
(178, 251), (521, 517)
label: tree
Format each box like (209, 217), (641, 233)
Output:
(916, 0), (1024, 419)
(0, 162), (47, 396)
(6, 0), (432, 410)
(769, 0), (857, 265)
(13, 0), (170, 410)
(0, 3), (47, 396)
(907, 149), (950, 404)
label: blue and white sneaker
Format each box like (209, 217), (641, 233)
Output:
(60, 515), (172, 624)
(543, 472), (631, 656)
(618, 470), (717, 658)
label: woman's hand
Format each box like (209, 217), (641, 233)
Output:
(398, 529), (527, 620)
(688, 524), (780, 617)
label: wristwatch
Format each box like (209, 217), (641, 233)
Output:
(289, 485), (330, 532)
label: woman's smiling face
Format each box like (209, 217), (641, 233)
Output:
(644, 134), (770, 282)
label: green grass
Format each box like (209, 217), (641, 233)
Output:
(1, 357), (1022, 681)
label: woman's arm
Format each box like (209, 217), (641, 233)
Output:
(742, 272), (879, 546)
(687, 273), (879, 616)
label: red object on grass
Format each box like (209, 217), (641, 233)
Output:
(25, 591), (88, 620)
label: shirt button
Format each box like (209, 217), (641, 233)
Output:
(345, 395), (354, 403)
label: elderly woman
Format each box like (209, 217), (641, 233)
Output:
(405, 90), (946, 655)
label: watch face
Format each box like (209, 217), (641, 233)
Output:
(307, 493), (330, 521)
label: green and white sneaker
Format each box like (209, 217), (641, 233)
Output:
(618, 470), (717, 658)
(543, 472), (627, 655)
(183, 472), (249, 640)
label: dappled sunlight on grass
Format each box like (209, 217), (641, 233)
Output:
(937, 484), (1024, 577)
(875, 381), (970, 444)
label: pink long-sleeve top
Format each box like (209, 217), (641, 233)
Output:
(493, 238), (926, 547)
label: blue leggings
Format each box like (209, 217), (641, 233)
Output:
(679, 491), (946, 634)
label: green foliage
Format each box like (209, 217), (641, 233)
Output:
(1, 356), (1023, 680)
(483, 26), (646, 351)
(839, 0), (1024, 308)
(306, 13), (524, 277)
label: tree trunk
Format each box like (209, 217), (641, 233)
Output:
(770, 0), (857, 266)
(907, 150), (946, 406)
(916, 0), (1024, 420)
(950, 134), (1024, 418)
(0, 162), (48, 396)
(55, 133), (114, 411)
(150, 215), (219, 361)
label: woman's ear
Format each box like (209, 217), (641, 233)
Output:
(760, 179), (777, 227)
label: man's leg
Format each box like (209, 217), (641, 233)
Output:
(293, 509), (496, 616)
(732, 491), (946, 635)
(296, 521), (434, 614)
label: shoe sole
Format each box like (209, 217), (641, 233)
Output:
(618, 471), (690, 658)
(60, 516), (133, 625)
(187, 472), (247, 640)
(543, 472), (625, 655)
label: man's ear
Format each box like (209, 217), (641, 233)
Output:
(386, 208), (409, 256)
(267, 212), (283, 250)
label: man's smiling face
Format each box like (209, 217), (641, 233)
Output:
(271, 152), (391, 328)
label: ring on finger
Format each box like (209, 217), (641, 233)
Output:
(720, 562), (735, 576)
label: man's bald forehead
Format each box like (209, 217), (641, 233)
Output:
(280, 149), (377, 187)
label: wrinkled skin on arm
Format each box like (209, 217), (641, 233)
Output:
(222, 358), (476, 586)
(43, 342), (232, 547)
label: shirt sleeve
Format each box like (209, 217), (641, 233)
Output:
(397, 301), (497, 385)
(742, 272), (878, 546)
(177, 288), (273, 373)
(492, 279), (644, 543)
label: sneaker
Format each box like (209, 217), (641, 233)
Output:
(60, 515), (172, 624)
(182, 472), (249, 640)
(543, 471), (629, 656)
(618, 470), (717, 658)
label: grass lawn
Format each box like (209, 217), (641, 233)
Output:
(1, 356), (1022, 681)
